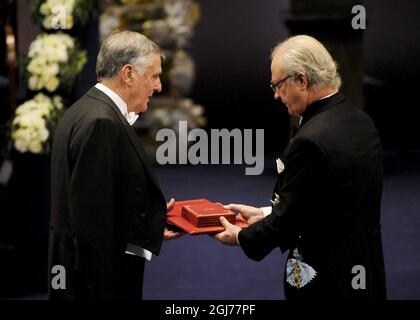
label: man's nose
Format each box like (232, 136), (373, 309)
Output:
(154, 78), (162, 93)
(274, 90), (281, 100)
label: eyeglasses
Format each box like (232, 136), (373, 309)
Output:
(270, 75), (290, 92)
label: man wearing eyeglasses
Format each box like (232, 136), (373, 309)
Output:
(214, 35), (386, 300)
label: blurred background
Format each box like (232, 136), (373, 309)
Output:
(0, 0), (419, 300)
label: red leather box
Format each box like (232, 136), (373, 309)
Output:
(167, 199), (249, 235)
(182, 202), (236, 226)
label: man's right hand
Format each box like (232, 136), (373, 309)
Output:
(223, 203), (264, 225)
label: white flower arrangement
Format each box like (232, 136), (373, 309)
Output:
(26, 33), (86, 93)
(39, 0), (76, 30)
(32, 0), (98, 30)
(11, 93), (64, 154)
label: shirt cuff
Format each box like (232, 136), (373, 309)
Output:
(125, 243), (152, 261)
(261, 206), (272, 217)
(236, 231), (241, 246)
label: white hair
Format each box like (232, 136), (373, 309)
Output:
(271, 35), (341, 90)
(96, 30), (163, 81)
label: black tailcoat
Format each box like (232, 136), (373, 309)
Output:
(48, 87), (167, 299)
(239, 93), (386, 300)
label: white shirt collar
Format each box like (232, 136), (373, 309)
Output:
(320, 91), (338, 100)
(94, 83), (139, 125)
(299, 91), (338, 126)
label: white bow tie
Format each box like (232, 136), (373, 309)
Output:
(125, 112), (138, 125)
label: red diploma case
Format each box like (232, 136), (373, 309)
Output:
(167, 199), (249, 235)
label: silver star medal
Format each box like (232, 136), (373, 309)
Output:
(269, 159), (284, 206)
(286, 248), (317, 289)
(270, 193), (280, 206)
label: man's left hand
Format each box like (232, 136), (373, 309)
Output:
(164, 198), (186, 240)
(213, 217), (241, 246)
(164, 226), (185, 240)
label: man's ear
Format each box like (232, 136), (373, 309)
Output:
(121, 64), (133, 84)
(297, 73), (308, 90)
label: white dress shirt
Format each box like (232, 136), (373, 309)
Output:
(95, 83), (152, 261)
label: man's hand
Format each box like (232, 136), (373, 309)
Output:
(224, 203), (264, 225)
(213, 217), (241, 246)
(164, 226), (185, 240)
(164, 198), (185, 240)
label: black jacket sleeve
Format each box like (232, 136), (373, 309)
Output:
(238, 138), (328, 261)
(68, 117), (119, 298)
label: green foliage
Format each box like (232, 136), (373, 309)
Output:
(59, 45), (87, 93)
(30, 0), (45, 26)
(73, 0), (100, 26)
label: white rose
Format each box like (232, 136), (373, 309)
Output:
(38, 100), (53, 111)
(16, 114), (30, 127)
(42, 16), (54, 30)
(12, 117), (21, 126)
(53, 96), (64, 109)
(45, 76), (60, 92)
(11, 128), (21, 140)
(59, 34), (74, 49)
(33, 93), (48, 103)
(15, 102), (31, 116)
(28, 39), (43, 58)
(17, 102), (33, 115)
(43, 45), (55, 61)
(39, 128), (50, 142)
(27, 58), (45, 75)
(32, 117), (47, 131)
(28, 75), (43, 91)
(54, 46), (69, 63)
(36, 93), (53, 104)
(18, 113), (44, 129)
(29, 139), (43, 154)
(44, 63), (59, 76)
(39, 3), (50, 15)
(18, 128), (32, 144)
(29, 128), (38, 139)
(64, 14), (74, 29)
(33, 105), (50, 117)
(14, 138), (29, 153)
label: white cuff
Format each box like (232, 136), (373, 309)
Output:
(236, 231), (241, 246)
(125, 243), (152, 261)
(261, 206), (272, 217)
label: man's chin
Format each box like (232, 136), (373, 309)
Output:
(286, 108), (295, 117)
(286, 107), (300, 118)
(140, 104), (148, 113)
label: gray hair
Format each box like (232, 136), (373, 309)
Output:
(271, 35), (341, 90)
(96, 30), (162, 81)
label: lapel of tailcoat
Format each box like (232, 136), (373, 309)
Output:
(86, 87), (163, 192)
